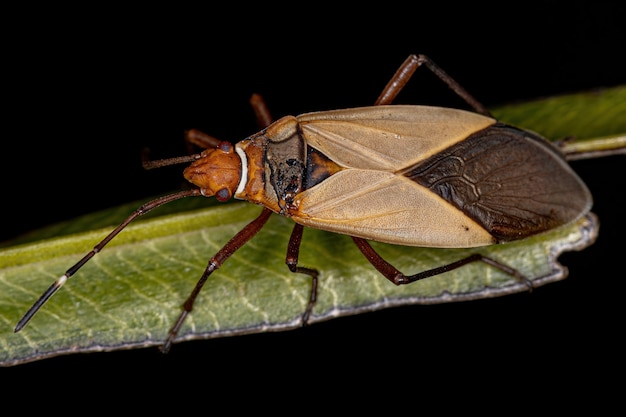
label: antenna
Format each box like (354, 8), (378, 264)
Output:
(14, 188), (201, 332)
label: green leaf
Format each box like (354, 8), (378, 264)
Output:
(492, 85), (626, 159)
(1, 86), (623, 367)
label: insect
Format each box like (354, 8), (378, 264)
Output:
(14, 54), (593, 353)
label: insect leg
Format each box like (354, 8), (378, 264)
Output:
(375, 54), (492, 117)
(285, 223), (319, 324)
(185, 128), (223, 150)
(161, 93), (276, 352)
(249, 93), (273, 128)
(352, 237), (533, 290)
(250, 94), (320, 323)
(161, 207), (274, 353)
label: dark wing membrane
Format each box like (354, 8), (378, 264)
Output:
(404, 124), (593, 242)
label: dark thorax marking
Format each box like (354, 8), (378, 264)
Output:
(265, 131), (306, 212)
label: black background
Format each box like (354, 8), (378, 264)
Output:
(3, 2), (625, 411)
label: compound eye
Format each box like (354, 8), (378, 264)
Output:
(216, 187), (232, 202)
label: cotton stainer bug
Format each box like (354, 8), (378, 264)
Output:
(14, 54), (593, 353)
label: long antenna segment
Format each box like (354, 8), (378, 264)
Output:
(14, 188), (201, 333)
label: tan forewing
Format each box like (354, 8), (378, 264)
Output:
(297, 105), (496, 171)
(293, 169), (496, 248)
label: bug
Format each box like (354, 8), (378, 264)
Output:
(14, 54), (593, 353)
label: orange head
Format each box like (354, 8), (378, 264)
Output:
(183, 142), (241, 201)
